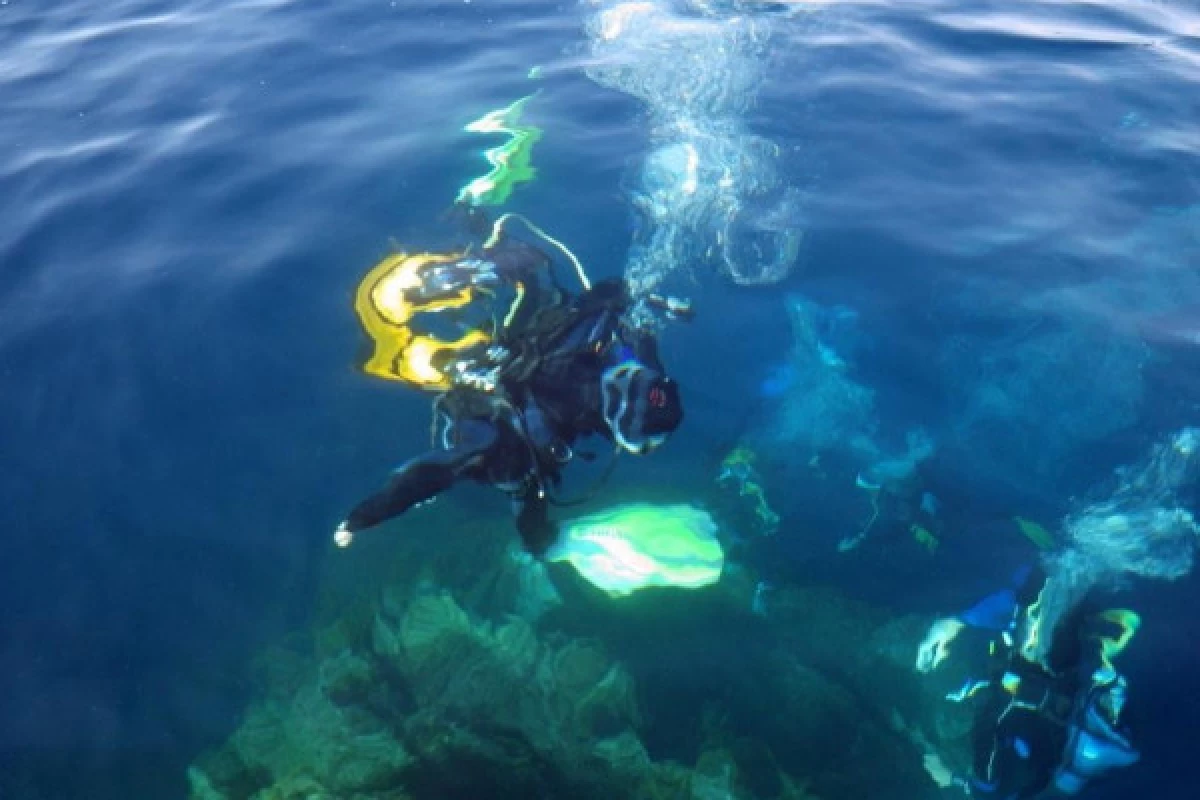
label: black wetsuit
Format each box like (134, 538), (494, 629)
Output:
(342, 277), (662, 555)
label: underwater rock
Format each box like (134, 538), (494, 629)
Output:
(202, 588), (671, 798)
(377, 590), (642, 756)
(192, 588), (653, 798)
(592, 734), (761, 800)
(691, 748), (742, 800)
(390, 592), (477, 686)
(317, 649), (376, 707)
(187, 673), (411, 799)
(238, 686), (410, 792)
(592, 729), (657, 781)
(184, 758), (238, 800)
(869, 616), (975, 769)
(511, 550), (564, 621)
(744, 587), (945, 799)
(195, 558), (964, 799)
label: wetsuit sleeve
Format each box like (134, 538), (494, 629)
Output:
(341, 420), (499, 533)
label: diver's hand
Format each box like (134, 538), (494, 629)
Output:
(915, 617), (965, 673)
(334, 521), (354, 548)
(646, 293), (694, 322)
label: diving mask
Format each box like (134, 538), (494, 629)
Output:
(601, 361), (682, 454)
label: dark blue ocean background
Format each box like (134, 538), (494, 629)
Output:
(3, 0), (1199, 797)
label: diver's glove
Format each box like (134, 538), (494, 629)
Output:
(334, 521), (354, 548)
(916, 617), (966, 673)
(645, 293), (695, 322)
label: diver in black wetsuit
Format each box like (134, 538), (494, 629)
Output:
(335, 224), (685, 556)
(916, 567), (1141, 798)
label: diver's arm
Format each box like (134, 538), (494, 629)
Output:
(916, 587), (1019, 672)
(645, 293), (694, 322)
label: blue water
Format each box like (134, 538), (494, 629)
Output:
(3, 0), (1199, 797)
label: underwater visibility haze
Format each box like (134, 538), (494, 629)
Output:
(3, 0), (1200, 798)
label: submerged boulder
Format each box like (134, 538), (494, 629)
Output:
(193, 541), (952, 799)
(191, 590), (692, 799)
(188, 654), (411, 799)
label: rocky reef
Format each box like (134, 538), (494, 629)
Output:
(190, 589), (771, 799)
(188, 513), (965, 800)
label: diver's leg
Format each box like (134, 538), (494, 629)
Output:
(342, 455), (458, 533)
(337, 420), (499, 542)
(513, 488), (559, 556)
(968, 691), (1011, 797)
(971, 706), (1055, 799)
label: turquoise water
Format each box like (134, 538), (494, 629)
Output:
(3, 0), (1199, 797)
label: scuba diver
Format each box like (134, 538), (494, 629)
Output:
(334, 209), (686, 556)
(916, 566), (1140, 798)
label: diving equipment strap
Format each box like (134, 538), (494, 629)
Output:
(485, 212), (591, 291)
(503, 391), (621, 508)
